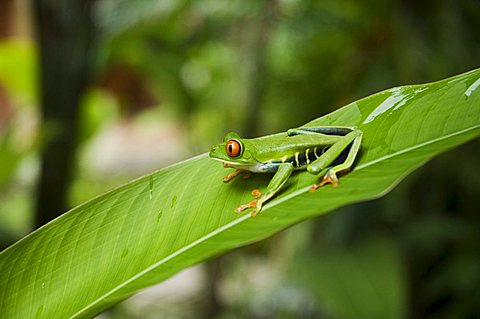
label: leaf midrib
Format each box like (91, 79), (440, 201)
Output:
(70, 123), (479, 319)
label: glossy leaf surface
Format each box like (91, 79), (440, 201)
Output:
(1, 69), (479, 318)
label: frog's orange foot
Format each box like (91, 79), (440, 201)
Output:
(235, 199), (258, 214)
(251, 188), (262, 198)
(309, 170), (339, 192)
(235, 189), (262, 215)
(223, 169), (243, 182)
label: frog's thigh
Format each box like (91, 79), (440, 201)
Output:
(265, 162), (294, 195)
(307, 130), (360, 175)
(327, 131), (362, 175)
(287, 126), (355, 136)
(251, 162), (294, 217)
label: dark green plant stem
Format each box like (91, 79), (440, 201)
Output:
(33, 0), (97, 228)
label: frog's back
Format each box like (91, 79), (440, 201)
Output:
(250, 133), (341, 171)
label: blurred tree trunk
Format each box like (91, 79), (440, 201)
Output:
(203, 258), (223, 319)
(33, 0), (97, 228)
(0, 0), (15, 37)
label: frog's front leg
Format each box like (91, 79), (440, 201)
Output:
(307, 130), (362, 191)
(223, 169), (251, 182)
(222, 162), (251, 182)
(236, 162), (293, 216)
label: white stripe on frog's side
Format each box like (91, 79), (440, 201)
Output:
(212, 157), (270, 173)
(213, 157), (310, 173)
(238, 163), (269, 173)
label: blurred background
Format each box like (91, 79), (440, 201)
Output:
(0, 0), (479, 318)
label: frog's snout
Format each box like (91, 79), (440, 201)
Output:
(209, 146), (218, 157)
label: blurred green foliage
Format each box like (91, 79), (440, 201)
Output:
(0, 40), (37, 105)
(0, 0), (479, 318)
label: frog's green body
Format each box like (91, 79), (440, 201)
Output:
(209, 126), (362, 216)
(212, 134), (343, 172)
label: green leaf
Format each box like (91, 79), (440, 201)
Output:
(294, 239), (406, 319)
(1, 69), (479, 318)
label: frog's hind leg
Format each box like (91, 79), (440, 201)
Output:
(307, 130), (362, 191)
(287, 126), (355, 137)
(235, 189), (262, 214)
(236, 162), (293, 216)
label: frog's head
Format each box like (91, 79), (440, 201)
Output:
(209, 132), (258, 168)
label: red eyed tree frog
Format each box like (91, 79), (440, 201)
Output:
(209, 126), (363, 216)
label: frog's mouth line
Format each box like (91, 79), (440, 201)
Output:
(211, 158), (241, 166)
(211, 158), (267, 173)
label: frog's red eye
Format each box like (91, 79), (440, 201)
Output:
(226, 139), (242, 157)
